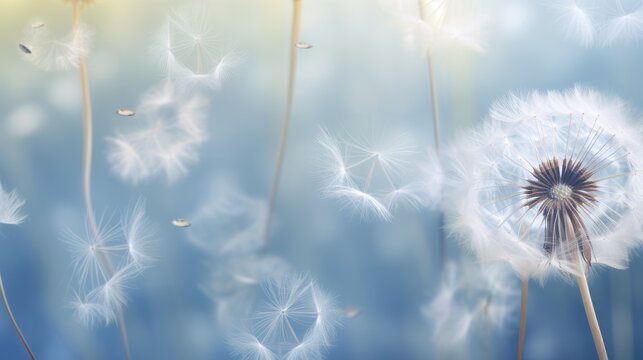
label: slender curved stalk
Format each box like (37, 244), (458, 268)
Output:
(576, 273), (608, 360)
(0, 274), (36, 360)
(71, 4), (131, 360)
(517, 277), (528, 360)
(263, 0), (302, 245)
(417, 0), (445, 268)
(425, 52), (441, 155)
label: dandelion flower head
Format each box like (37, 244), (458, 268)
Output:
(446, 86), (643, 278)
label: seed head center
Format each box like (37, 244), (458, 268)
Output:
(550, 184), (573, 200)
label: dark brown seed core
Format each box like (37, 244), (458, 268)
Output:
(522, 157), (598, 266)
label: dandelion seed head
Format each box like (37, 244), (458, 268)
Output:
(446, 86), (643, 278)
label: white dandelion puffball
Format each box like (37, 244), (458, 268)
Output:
(64, 200), (155, 327)
(106, 82), (208, 184)
(423, 261), (518, 349)
(229, 273), (341, 360)
(545, 0), (643, 47)
(152, 4), (240, 88)
(20, 23), (91, 71)
(383, 0), (489, 53)
(0, 183), (27, 225)
(187, 179), (267, 256)
(317, 127), (427, 221)
(446, 86), (643, 279)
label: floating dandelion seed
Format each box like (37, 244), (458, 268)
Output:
(116, 108), (135, 117)
(18, 44), (32, 54)
(151, 4), (240, 88)
(172, 218), (191, 228)
(317, 127), (426, 221)
(343, 307), (360, 318)
(229, 273), (341, 360)
(296, 41), (313, 49)
(446, 86), (643, 278)
(63, 200), (155, 327)
(19, 23), (92, 71)
(106, 82), (208, 184)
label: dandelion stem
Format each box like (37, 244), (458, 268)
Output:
(517, 276), (528, 360)
(263, 0), (302, 245)
(0, 274), (36, 360)
(426, 52), (442, 155)
(72, 4), (131, 360)
(576, 273), (608, 360)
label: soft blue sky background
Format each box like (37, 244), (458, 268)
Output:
(0, 0), (643, 359)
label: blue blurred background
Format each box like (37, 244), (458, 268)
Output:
(0, 0), (642, 359)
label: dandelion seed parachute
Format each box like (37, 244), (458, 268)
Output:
(20, 23), (91, 71)
(445, 86), (643, 278)
(229, 273), (341, 360)
(64, 200), (155, 327)
(106, 83), (208, 184)
(151, 4), (239, 89)
(316, 127), (427, 221)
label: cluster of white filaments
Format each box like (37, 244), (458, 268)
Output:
(317, 128), (429, 221)
(546, 0), (643, 47)
(106, 83), (208, 184)
(230, 274), (340, 360)
(20, 23), (91, 72)
(446, 86), (643, 278)
(152, 4), (239, 88)
(65, 200), (155, 326)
